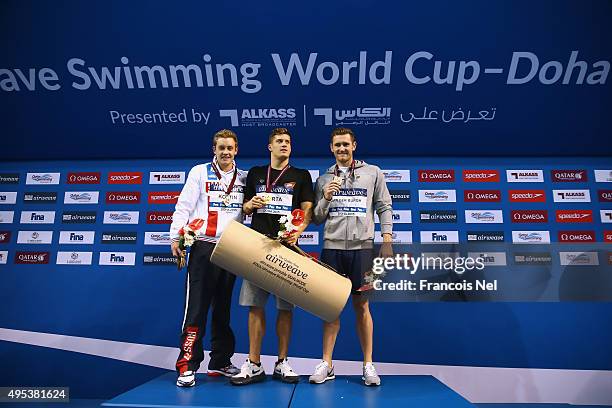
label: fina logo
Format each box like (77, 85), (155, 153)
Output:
(313, 107), (391, 126)
(219, 108), (296, 127)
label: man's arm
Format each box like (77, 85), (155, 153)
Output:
(373, 166), (394, 247)
(283, 200), (313, 245)
(170, 166), (201, 256)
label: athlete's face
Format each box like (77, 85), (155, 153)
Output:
(330, 134), (356, 164)
(213, 137), (238, 168)
(268, 134), (292, 160)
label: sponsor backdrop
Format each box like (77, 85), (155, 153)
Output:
(1, 157), (612, 402)
(0, 1), (611, 160)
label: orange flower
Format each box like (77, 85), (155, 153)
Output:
(291, 209), (304, 227)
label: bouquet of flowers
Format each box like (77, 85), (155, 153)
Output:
(277, 209), (305, 240)
(176, 218), (205, 269)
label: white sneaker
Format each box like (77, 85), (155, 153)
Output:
(230, 359), (266, 385)
(176, 370), (195, 387)
(273, 358), (300, 383)
(362, 362), (381, 386)
(309, 360), (335, 384)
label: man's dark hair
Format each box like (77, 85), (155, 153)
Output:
(269, 127), (292, 144)
(330, 127), (356, 142)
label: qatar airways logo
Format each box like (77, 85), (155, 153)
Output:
(108, 172), (142, 184)
(464, 190), (501, 202)
(551, 170), (587, 182)
(509, 190), (546, 202)
(558, 231), (595, 243)
(418, 170), (454, 182)
(556, 210), (592, 223)
(506, 170), (544, 182)
(462, 170), (499, 182)
(512, 210), (548, 223)
(67, 172), (101, 184)
(599, 190), (612, 202)
(15, 251), (50, 264)
(106, 192), (140, 204)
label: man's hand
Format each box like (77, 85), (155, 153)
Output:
(171, 241), (182, 258)
(244, 195), (266, 214)
(282, 226), (304, 246)
(323, 180), (342, 201)
(380, 233), (394, 258)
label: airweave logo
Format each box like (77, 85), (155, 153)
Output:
(149, 171), (186, 185)
(558, 231), (595, 243)
(553, 190), (591, 203)
(67, 172), (101, 184)
(462, 170), (500, 182)
(389, 190), (411, 202)
(99, 252), (136, 266)
(220, 108), (297, 127)
(15, 251), (50, 264)
(0, 211), (15, 224)
(58, 231), (95, 244)
(62, 211), (97, 224)
(506, 170), (544, 183)
(143, 253), (177, 266)
(147, 211), (173, 224)
(464, 190), (501, 202)
(108, 172), (142, 184)
(23, 192), (56, 204)
(560, 252), (599, 266)
(551, 170), (587, 182)
(0, 231), (11, 243)
(556, 210), (592, 223)
(512, 210), (548, 223)
(0, 192), (18, 204)
(512, 231), (551, 244)
(419, 210), (457, 223)
(64, 191), (99, 204)
(598, 190), (612, 202)
(594, 169), (612, 183)
(144, 232), (172, 245)
(56, 251), (93, 265)
(467, 252), (507, 266)
(514, 252), (552, 265)
(0, 173), (19, 184)
(418, 170), (454, 182)
(298, 232), (319, 245)
(601, 210), (612, 223)
(26, 173), (60, 185)
(509, 190), (546, 202)
(106, 192), (140, 204)
(375, 210), (412, 224)
(418, 190), (456, 203)
(420, 231), (459, 243)
(374, 231), (412, 244)
(17, 231), (53, 244)
(20, 211), (55, 224)
(466, 231), (504, 242)
(102, 232), (137, 244)
(103, 211), (139, 224)
(382, 170), (410, 183)
(148, 192), (180, 204)
(465, 210), (503, 224)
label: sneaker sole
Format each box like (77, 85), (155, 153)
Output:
(273, 372), (300, 383)
(361, 376), (381, 386)
(176, 380), (195, 387)
(230, 373), (266, 386)
(309, 374), (336, 384)
(207, 370), (236, 377)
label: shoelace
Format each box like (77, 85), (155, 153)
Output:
(314, 361), (329, 375)
(364, 364), (377, 377)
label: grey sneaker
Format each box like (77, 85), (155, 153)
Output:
(309, 360), (335, 384)
(208, 364), (240, 377)
(362, 362), (381, 386)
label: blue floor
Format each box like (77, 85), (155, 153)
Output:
(102, 373), (475, 407)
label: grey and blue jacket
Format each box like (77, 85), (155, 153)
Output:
(313, 160), (393, 250)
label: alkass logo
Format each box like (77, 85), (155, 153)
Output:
(148, 192), (180, 204)
(149, 172), (185, 185)
(15, 251), (49, 264)
(558, 231), (595, 243)
(598, 190), (612, 202)
(556, 210), (593, 223)
(418, 170), (455, 182)
(0, 231), (11, 243)
(605, 231), (612, 243)
(147, 211), (173, 224)
(553, 190), (591, 203)
(551, 170), (587, 182)
(601, 210), (612, 223)
(464, 190), (501, 202)
(509, 190), (546, 202)
(108, 172), (142, 184)
(506, 169), (544, 182)
(67, 172), (101, 184)
(106, 192), (140, 204)
(462, 170), (500, 182)
(512, 210), (548, 223)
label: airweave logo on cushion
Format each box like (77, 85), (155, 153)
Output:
(99, 252), (136, 266)
(462, 170), (499, 182)
(108, 172), (142, 184)
(551, 170), (587, 182)
(506, 170), (544, 183)
(67, 172), (101, 184)
(102, 232), (138, 244)
(106, 192), (140, 204)
(418, 170), (454, 182)
(23, 192), (56, 204)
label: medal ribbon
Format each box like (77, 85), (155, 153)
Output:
(334, 160), (355, 179)
(211, 157), (238, 197)
(266, 164), (291, 193)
